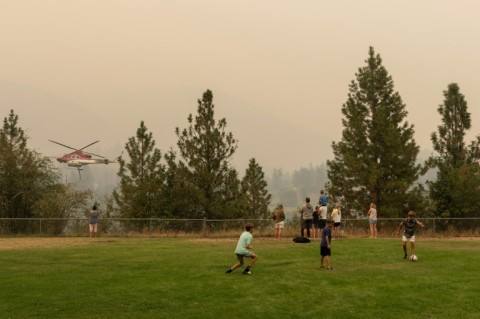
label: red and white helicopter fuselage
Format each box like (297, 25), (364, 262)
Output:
(56, 151), (117, 167)
(49, 140), (120, 177)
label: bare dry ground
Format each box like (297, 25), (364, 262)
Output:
(0, 237), (94, 250)
(0, 236), (478, 250)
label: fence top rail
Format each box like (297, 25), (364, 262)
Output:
(0, 218), (265, 222)
(0, 217), (234, 221)
(1, 217), (479, 221)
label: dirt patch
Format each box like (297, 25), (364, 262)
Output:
(433, 237), (480, 241)
(1, 236), (478, 250)
(0, 237), (93, 250)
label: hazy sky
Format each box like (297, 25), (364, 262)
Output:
(1, 1), (480, 173)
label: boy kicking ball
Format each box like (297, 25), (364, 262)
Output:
(397, 211), (425, 260)
(226, 222), (257, 275)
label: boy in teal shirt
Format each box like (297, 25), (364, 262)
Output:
(226, 223), (257, 275)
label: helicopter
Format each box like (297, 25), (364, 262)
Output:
(49, 139), (121, 178)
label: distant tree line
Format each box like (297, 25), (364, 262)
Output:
(2, 46), (480, 234)
(112, 89), (271, 224)
(1, 91), (272, 234)
(266, 165), (328, 208)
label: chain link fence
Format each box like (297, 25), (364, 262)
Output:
(0, 217), (479, 238)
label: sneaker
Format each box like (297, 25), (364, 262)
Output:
(404, 254), (408, 260)
(326, 267), (333, 271)
(225, 269), (232, 274)
(243, 270), (252, 275)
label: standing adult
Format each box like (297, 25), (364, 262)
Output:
(312, 206), (320, 239)
(367, 202), (377, 238)
(299, 197), (314, 238)
(89, 205), (100, 238)
(318, 190), (328, 233)
(273, 204), (286, 240)
(331, 203), (342, 240)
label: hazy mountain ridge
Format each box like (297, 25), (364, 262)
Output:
(1, 81), (336, 173)
(1, 80), (437, 184)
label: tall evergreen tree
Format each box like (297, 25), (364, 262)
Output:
(175, 89), (240, 219)
(430, 83), (479, 167)
(327, 47), (420, 217)
(241, 158), (272, 219)
(427, 83), (480, 217)
(113, 121), (165, 219)
(223, 167), (243, 218)
(163, 150), (202, 218)
(0, 110), (63, 232)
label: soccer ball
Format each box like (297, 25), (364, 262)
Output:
(410, 255), (418, 262)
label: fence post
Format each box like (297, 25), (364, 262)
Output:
(39, 219), (42, 237)
(149, 218), (152, 237)
(433, 218), (436, 235)
(203, 218), (207, 238)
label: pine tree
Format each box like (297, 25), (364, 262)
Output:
(327, 47), (420, 217)
(113, 121), (165, 219)
(428, 83), (480, 217)
(241, 158), (272, 219)
(430, 83), (479, 167)
(162, 149), (202, 218)
(175, 89), (240, 219)
(223, 168), (243, 218)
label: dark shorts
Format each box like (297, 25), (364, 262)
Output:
(318, 219), (327, 229)
(303, 219), (313, 229)
(320, 246), (331, 257)
(334, 222), (341, 228)
(236, 253), (255, 262)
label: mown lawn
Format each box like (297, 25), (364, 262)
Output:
(0, 237), (479, 319)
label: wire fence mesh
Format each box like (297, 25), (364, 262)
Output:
(0, 217), (479, 238)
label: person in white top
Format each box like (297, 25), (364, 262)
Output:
(330, 203), (342, 240)
(367, 202), (377, 238)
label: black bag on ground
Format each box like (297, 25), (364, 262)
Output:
(292, 236), (311, 243)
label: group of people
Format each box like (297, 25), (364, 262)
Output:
(227, 190), (338, 275)
(226, 215), (336, 274)
(297, 190), (341, 240)
(90, 198), (424, 276)
(227, 196), (425, 275)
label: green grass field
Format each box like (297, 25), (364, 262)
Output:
(1, 237), (479, 319)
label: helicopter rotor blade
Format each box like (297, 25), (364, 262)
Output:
(78, 140), (100, 151)
(49, 140), (105, 158)
(77, 140), (104, 157)
(48, 140), (78, 152)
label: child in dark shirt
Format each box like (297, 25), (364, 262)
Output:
(320, 218), (334, 270)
